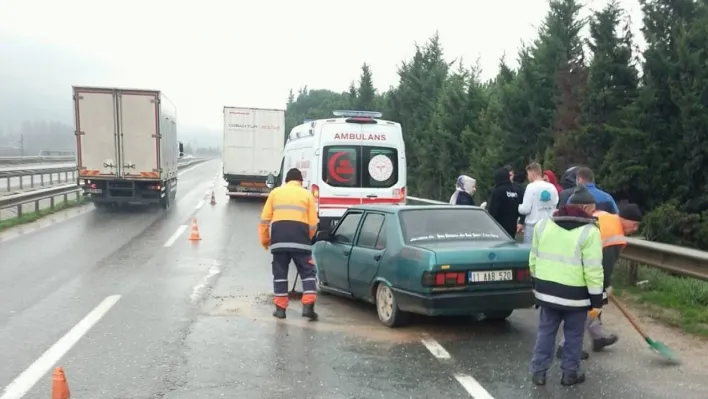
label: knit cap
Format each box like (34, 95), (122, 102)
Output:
(619, 203), (642, 221)
(568, 184), (595, 205)
(285, 168), (303, 183)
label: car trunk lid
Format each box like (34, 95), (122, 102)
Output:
(414, 241), (531, 291)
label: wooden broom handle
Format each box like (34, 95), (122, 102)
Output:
(609, 294), (648, 337)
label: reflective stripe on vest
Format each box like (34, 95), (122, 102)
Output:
(593, 211), (627, 248)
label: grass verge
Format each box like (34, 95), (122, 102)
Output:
(0, 197), (88, 231)
(612, 260), (708, 337)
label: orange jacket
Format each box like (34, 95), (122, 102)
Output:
(593, 210), (627, 248)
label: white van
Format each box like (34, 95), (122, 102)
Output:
(266, 110), (407, 231)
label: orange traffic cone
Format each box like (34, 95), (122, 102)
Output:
(51, 367), (70, 399)
(210, 191), (216, 205)
(188, 218), (201, 241)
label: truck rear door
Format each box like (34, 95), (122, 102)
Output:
(74, 88), (119, 177)
(252, 110), (285, 177)
(118, 90), (160, 179)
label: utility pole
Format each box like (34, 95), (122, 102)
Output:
(20, 133), (24, 156)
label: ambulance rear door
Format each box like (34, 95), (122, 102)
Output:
(359, 120), (406, 206)
(317, 118), (364, 220)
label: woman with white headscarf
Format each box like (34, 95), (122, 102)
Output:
(449, 175), (476, 205)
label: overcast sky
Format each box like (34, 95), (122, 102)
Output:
(1, 0), (642, 130)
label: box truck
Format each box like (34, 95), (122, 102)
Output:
(73, 86), (184, 209)
(222, 106), (285, 197)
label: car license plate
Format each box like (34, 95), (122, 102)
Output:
(86, 189), (102, 194)
(469, 270), (513, 282)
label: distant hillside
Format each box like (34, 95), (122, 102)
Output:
(0, 34), (220, 153)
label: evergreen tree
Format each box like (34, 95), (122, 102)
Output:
(281, 4), (708, 248)
(356, 64), (376, 110)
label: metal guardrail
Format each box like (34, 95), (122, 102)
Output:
(406, 195), (708, 283)
(0, 158), (208, 219)
(0, 155), (76, 165)
(0, 184), (81, 218)
(0, 167), (79, 193)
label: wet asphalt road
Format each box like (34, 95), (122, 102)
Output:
(0, 160), (706, 399)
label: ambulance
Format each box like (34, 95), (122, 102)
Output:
(266, 110), (407, 231)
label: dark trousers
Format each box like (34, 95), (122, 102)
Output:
(272, 252), (317, 308)
(531, 306), (587, 375)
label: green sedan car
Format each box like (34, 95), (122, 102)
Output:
(313, 205), (535, 327)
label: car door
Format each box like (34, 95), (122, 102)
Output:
(347, 212), (387, 299)
(318, 211), (363, 291)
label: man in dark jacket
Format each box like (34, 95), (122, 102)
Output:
(557, 166), (579, 208)
(558, 167), (618, 214)
(488, 167), (524, 237)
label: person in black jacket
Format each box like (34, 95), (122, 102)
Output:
(557, 166), (579, 208)
(487, 167), (524, 237)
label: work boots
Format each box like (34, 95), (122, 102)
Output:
(302, 303), (319, 321)
(561, 371), (586, 386)
(593, 334), (619, 352)
(531, 372), (547, 386)
(273, 306), (286, 319)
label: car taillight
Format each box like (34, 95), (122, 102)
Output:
(516, 268), (531, 281)
(422, 271), (466, 287)
(147, 184), (161, 190)
(311, 184), (319, 199)
(87, 183), (97, 189)
(399, 187), (406, 202)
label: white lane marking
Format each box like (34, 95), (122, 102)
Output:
(163, 225), (188, 247)
(454, 374), (495, 399)
(0, 295), (122, 399)
(204, 189), (211, 195)
(195, 200), (205, 210)
(190, 265), (221, 303)
(420, 336), (451, 359)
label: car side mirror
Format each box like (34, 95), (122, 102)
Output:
(178, 142), (185, 158)
(316, 230), (332, 241)
(265, 173), (276, 189)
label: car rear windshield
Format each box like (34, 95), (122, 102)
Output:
(322, 145), (398, 188)
(399, 208), (511, 243)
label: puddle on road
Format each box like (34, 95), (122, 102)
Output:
(201, 291), (518, 345)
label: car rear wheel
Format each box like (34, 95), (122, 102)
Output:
(484, 310), (514, 321)
(375, 284), (408, 328)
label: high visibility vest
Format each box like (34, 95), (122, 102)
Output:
(593, 211), (627, 248)
(529, 217), (604, 310)
(259, 181), (319, 253)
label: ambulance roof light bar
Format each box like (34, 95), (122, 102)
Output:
(332, 110), (382, 119)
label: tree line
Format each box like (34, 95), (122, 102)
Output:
(283, 0), (708, 250)
(0, 121), (75, 156)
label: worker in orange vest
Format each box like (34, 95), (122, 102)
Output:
(557, 202), (642, 359)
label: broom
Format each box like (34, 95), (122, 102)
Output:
(288, 274), (303, 300)
(288, 256), (318, 300)
(609, 293), (680, 363)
